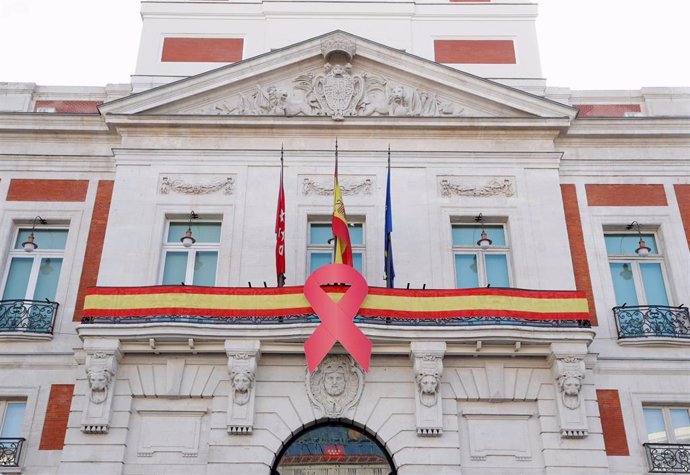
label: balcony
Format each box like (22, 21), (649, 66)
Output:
(0, 438), (24, 467)
(644, 443), (690, 473)
(613, 305), (690, 340)
(0, 299), (58, 335)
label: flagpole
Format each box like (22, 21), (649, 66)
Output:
(276, 145), (286, 287)
(384, 145), (395, 288)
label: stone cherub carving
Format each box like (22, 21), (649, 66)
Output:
(416, 369), (441, 407)
(230, 367), (255, 406)
(306, 355), (364, 417)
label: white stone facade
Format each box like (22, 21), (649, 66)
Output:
(0, 2), (689, 475)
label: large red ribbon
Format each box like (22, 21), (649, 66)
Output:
(303, 264), (372, 373)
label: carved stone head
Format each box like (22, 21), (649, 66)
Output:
(230, 368), (255, 405)
(416, 370), (440, 407)
(306, 355), (364, 417)
(87, 368), (111, 391)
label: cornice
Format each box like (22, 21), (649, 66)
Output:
(565, 117), (690, 138)
(0, 113), (110, 133)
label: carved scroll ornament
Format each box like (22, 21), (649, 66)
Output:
(302, 176), (374, 196)
(439, 177), (515, 198)
(160, 176), (235, 195)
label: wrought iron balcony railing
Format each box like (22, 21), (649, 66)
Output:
(0, 299), (59, 335)
(613, 305), (690, 340)
(0, 438), (25, 467)
(645, 443), (690, 473)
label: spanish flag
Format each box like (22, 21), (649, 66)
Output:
(332, 142), (353, 266)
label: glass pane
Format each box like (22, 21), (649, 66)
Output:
(486, 254), (510, 287)
(609, 262), (639, 306)
(2, 258), (33, 300)
(33, 258), (63, 301)
(15, 229), (68, 250)
(167, 222), (221, 243)
(310, 252), (332, 274)
(670, 409), (690, 443)
(605, 233), (658, 255)
(162, 252), (188, 285)
(452, 225), (505, 247)
(455, 254), (479, 289)
(192, 251), (217, 286)
(349, 223), (364, 245)
(644, 408), (668, 443)
(0, 402), (26, 438)
(309, 224), (332, 245)
(353, 252), (363, 273)
(640, 263), (669, 306)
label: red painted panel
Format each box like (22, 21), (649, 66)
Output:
(7, 179), (89, 202)
(434, 39), (516, 64)
(597, 389), (630, 456)
(39, 384), (74, 450)
(161, 37), (244, 62)
(674, 185), (690, 251)
(586, 184), (667, 207)
(576, 104), (641, 117)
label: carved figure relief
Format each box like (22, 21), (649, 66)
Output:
(230, 367), (255, 406)
(306, 355), (364, 417)
(81, 343), (121, 434)
(87, 367), (113, 404)
(204, 38), (465, 121)
(301, 176), (374, 196)
(411, 342), (446, 436)
(160, 176), (235, 195)
(556, 356), (585, 410)
(438, 177), (515, 198)
(551, 353), (589, 438)
(416, 369), (441, 407)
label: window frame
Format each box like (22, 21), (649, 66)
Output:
(0, 400), (27, 439)
(307, 218), (365, 275)
(451, 220), (512, 288)
(1, 225), (68, 302)
(643, 405), (690, 444)
(159, 219), (222, 286)
(605, 228), (671, 306)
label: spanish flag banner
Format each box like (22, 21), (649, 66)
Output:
(83, 285), (590, 322)
(332, 142), (353, 266)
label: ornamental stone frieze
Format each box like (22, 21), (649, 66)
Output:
(438, 176), (516, 198)
(301, 175), (374, 196)
(306, 355), (364, 418)
(159, 175), (235, 195)
(226, 340), (260, 434)
(549, 345), (589, 439)
(81, 338), (122, 434)
(411, 341), (446, 436)
(203, 38), (464, 121)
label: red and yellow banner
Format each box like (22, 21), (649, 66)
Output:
(83, 285), (589, 322)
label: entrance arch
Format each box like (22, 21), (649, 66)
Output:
(271, 419), (397, 475)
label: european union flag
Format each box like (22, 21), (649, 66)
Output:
(384, 149), (395, 288)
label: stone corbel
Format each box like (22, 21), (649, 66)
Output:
(550, 344), (589, 438)
(410, 341), (446, 436)
(81, 338), (122, 434)
(226, 340), (260, 434)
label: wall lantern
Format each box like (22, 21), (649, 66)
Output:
(22, 216), (47, 252)
(474, 213), (492, 249)
(626, 221), (651, 256)
(180, 211), (199, 248)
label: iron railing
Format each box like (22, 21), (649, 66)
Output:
(0, 438), (24, 467)
(613, 305), (690, 339)
(645, 443), (690, 473)
(81, 313), (590, 328)
(0, 299), (59, 334)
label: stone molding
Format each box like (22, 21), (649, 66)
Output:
(411, 341), (446, 436)
(81, 338), (122, 434)
(306, 355), (364, 418)
(438, 176), (515, 198)
(226, 340), (260, 434)
(160, 175), (235, 195)
(301, 175), (374, 196)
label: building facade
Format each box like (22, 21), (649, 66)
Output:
(0, 1), (689, 474)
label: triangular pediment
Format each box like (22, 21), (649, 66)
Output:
(100, 31), (576, 121)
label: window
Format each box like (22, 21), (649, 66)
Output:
(644, 406), (690, 444)
(605, 232), (669, 306)
(308, 221), (364, 274)
(2, 228), (67, 302)
(452, 223), (510, 288)
(160, 221), (221, 286)
(0, 401), (25, 439)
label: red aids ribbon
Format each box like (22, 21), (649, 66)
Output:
(303, 264), (372, 373)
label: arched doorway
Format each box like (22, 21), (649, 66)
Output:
(271, 420), (397, 475)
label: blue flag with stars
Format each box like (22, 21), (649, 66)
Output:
(384, 149), (395, 288)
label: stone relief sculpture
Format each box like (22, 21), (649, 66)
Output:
(301, 176), (374, 196)
(306, 355), (364, 417)
(205, 37), (464, 120)
(438, 177), (515, 198)
(86, 364), (113, 404)
(411, 342), (446, 436)
(551, 352), (589, 438)
(81, 340), (121, 434)
(160, 176), (235, 195)
(230, 366), (255, 406)
(226, 341), (260, 434)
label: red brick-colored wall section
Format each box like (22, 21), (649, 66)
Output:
(34, 100), (102, 113)
(74, 180), (114, 322)
(6, 179), (89, 202)
(161, 38), (244, 62)
(561, 185), (597, 326)
(586, 184), (667, 207)
(39, 384), (74, 450)
(674, 185), (690, 250)
(575, 104), (641, 117)
(434, 40), (516, 64)
(597, 389), (630, 456)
